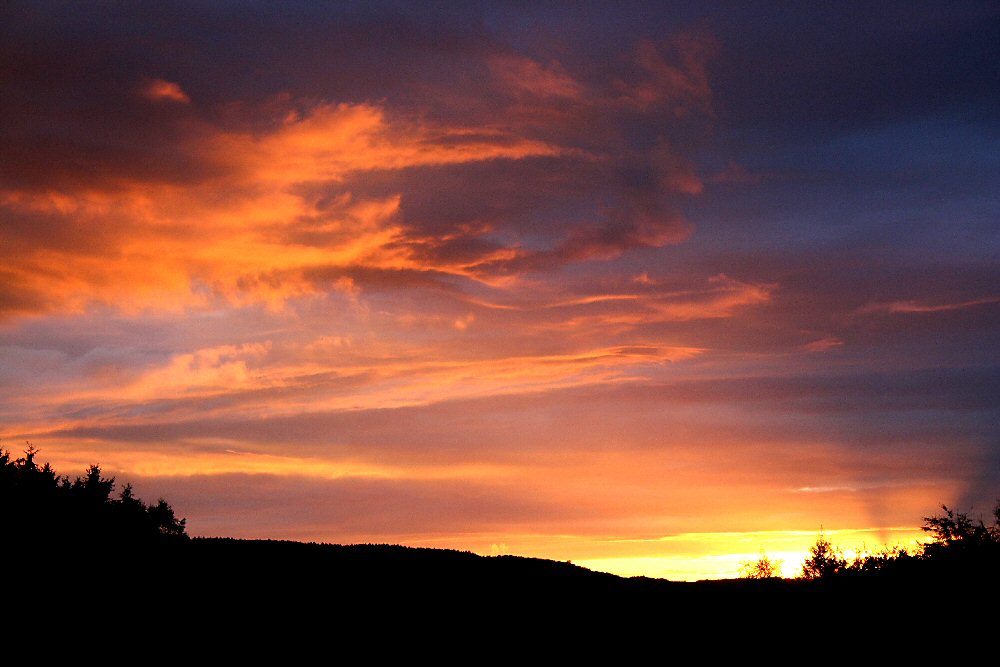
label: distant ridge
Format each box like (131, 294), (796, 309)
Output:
(6, 451), (997, 643)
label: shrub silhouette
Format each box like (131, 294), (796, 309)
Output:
(846, 544), (913, 574)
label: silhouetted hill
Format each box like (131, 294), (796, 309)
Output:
(6, 450), (998, 646)
(15, 535), (992, 649)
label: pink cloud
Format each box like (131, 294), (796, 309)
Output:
(803, 337), (844, 353)
(141, 78), (191, 104)
(860, 296), (1000, 314)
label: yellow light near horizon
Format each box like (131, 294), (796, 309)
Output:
(574, 527), (928, 581)
(23, 441), (514, 483)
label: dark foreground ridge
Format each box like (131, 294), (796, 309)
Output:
(5, 449), (999, 641)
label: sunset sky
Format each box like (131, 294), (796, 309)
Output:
(2, 2), (998, 579)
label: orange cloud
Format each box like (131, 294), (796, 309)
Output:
(141, 78), (191, 104)
(2, 34), (719, 322)
(516, 274), (775, 334)
(649, 274), (774, 320)
(128, 342), (274, 398)
(0, 98), (568, 318)
(224, 103), (563, 185)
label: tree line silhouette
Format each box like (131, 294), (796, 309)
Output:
(819, 502), (998, 576)
(6, 445), (996, 647)
(4, 445), (997, 586)
(741, 502), (1000, 581)
(2, 445), (187, 552)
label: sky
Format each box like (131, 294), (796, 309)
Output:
(2, 1), (999, 580)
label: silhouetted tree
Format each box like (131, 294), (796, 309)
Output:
(740, 552), (782, 579)
(922, 503), (999, 545)
(919, 501), (1000, 568)
(1, 445), (187, 549)
(146, 497), (187, 538)
(801, 532), (847, 579)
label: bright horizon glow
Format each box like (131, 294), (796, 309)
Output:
(18, 442), (940, 580)
(574, 527), (929, 581)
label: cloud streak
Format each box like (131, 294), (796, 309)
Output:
(860, 296), (1000, 315)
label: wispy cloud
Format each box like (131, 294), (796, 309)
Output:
(860, 296), (1000, 314)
